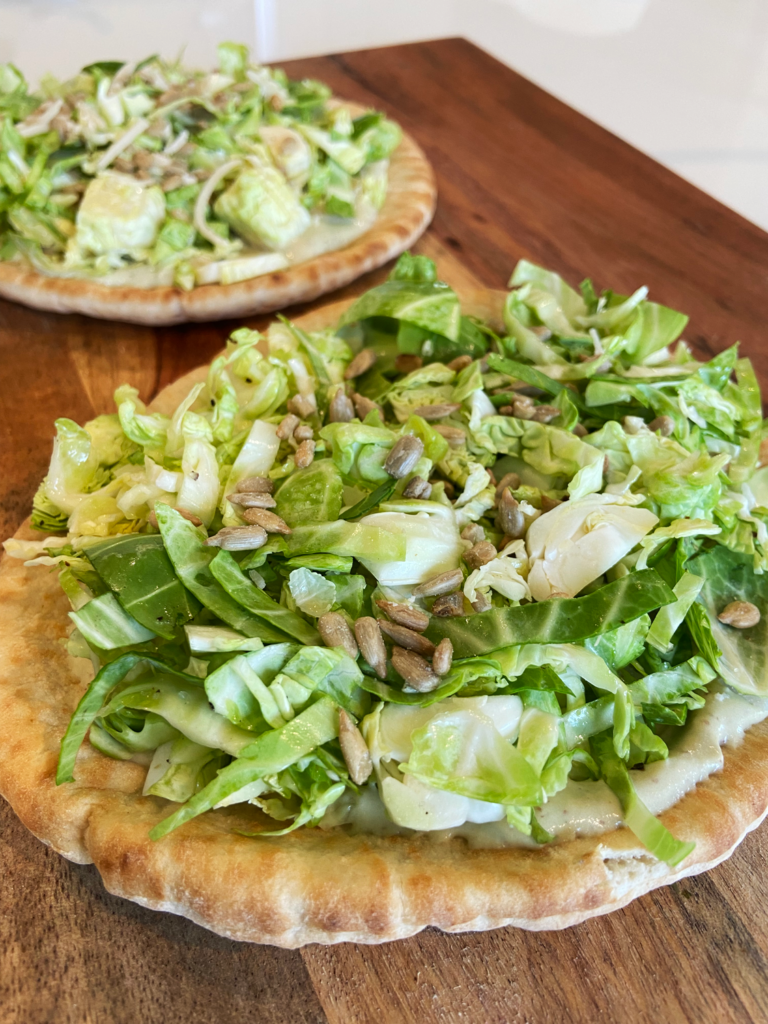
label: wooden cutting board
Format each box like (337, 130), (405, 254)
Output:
(3, 37), (768, 1024)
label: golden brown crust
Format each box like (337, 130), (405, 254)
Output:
(1, 289), (767, 947)
(0, 127), (435, 325)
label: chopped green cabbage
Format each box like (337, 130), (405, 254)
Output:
(214, 164), (311, 251)
(73, 172), (165, 256)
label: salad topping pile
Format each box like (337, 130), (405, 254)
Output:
(7, 253), (768, 865)
(0, 43), (401, 288)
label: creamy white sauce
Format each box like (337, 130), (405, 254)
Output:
(282, 201), (379, 265)
(322, 685), (768, 849)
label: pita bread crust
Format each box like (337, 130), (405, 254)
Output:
(2, 288), (767, 948)
(0, 128), (435, 325)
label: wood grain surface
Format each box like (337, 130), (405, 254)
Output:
(2, 37), (768, 1024)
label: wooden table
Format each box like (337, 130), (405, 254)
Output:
(2, 37), (768, 1024)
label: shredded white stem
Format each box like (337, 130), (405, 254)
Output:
(195, 252), (289, 286)
(108, 61), (138, 96)
(193, 158), (243, 249)
(164, 129), (189, 156)
(89, 117), (150, 173)
(288, 357), (315, 397)
(16, 98), (63, 138)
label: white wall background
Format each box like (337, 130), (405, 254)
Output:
(253, 0), (462, 64)
(2, 0), (767, 230)
(0, 0), (255, 75)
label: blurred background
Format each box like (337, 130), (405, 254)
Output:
(2, 0), (766, 229)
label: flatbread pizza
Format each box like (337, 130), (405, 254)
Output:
(2, 256), (768, 947)
(0, 47), (435, 324)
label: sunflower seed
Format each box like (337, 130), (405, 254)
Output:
(432, 592), (465, 617)
(147, 506), (201, 529)
(338, 709), (372, 784)
(471, 592), (492, 613)
(412, 402), (462, 421)
(573, 424), (588, 437)
(532, 405), (559, 424)
(351, 393), (381, 420)
(464, 540), (497, 570)
(328, 387), (355, 423)
(432, 638), (454, 676)
(395, 354), (422, 373)
(403, 475), (432, 499)
(205, 525), (268, 551)
(391, 647), (440, 692)
(496, 491), (526, 539)
(447, 355), (473, 372)
(227, 491), (277, 508)
(242, 508), (292, 534)
(461, 523), (485, 544)
(354, 617), (388, 678)
(495, 472), (520, 503)
(623, 415), (647, 435)
(236, 476), (273, 494)
(293, 424), (314, 442)
(294, 439), (315, 468)
(287, 393), (317, 418)
(378, 620), (435, 657)
(648, 415), (675, 437)
(276, 413), (300, 439)
(344, 348), (377, 379)
(413, 568), (463, 597)
(318, 612), (359, 659)
(163, 172), (194, 191)
(512, 396), (535, 420)
(434, 424), (465, 448)
(541, 495), (563, 513)
(385, 435), (424, 478)
(718, 601), (761, 628)
(376, 600), (430, 632)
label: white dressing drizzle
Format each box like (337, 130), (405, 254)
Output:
(323, 685), (768, 849)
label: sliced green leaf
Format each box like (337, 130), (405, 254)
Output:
(155, 505), (291, 644)
(87, 534), (200, 640)
(339, 478), (397, 520)
(425, 570), (675, 657)
(69, 592), (156, 649)
(149, 697), (339, 839)
(591, 731), (695, 867)
(56, 653), (202, 784)
(209, 549), (320, 645)
(486, 354), (588, 412)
